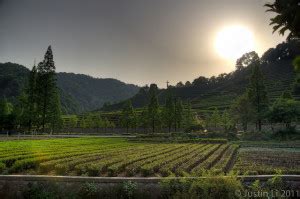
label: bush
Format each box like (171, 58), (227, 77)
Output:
(23, 182), (58, 199)
(0, 162), (6, 173)
(273, 126), (299, 140)
(160, 175), (243, 199)
(79, 182), (98, 198)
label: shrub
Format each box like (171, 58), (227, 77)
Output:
(0, 162), (6, 173)
(23, 182), (57, 199)
(274, 126), (298, 140)
(79, 182), (98, 198)
(122, 181), (138, 199)
(160, 175), (243, 199)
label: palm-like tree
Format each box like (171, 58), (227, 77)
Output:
(265, 0), (300, 39)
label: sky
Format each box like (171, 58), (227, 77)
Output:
(0, 0), (286, 88)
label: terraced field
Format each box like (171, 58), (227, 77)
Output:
(0, 138), (299, 177)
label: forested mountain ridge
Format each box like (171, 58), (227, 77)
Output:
(103, 40), (300, 114)
(0, 63), (139, 114)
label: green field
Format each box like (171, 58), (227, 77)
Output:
(0, 138), (299, 177)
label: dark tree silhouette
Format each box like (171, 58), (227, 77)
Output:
(265, 0), (300, 39)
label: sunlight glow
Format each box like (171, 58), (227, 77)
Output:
(215, 25), (255, 61)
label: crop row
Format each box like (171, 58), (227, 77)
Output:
(233, 148), (300, 175)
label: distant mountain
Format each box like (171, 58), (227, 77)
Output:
(0, 63), (139, 114)
(103, 40), (300, 115)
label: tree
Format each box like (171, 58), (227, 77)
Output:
(265, 0), (300, 39)
(236, 51), (260, 70)
(48, 91), (63, 133)
(36, 46), (62, 133)
(162, 94), (175, 132)
(13, 93), (27, 132)
(208, 108), (221, 129)
(0, 98), (13, 116)
(102, 118), (115, 133)
(183, 100), (195, 129)
(176, 81), (184, 88)
(0, 98), (15, 131)
(293, 56), (300, 92)
(94, 115), (103, 132)
(121, 100), (135, 133)
(221, 110), (233, 132)
(174, 98), (183, 131)
(192, 76), (209, 87)
(139, 107), (149, 133)
(269, 91), (300, 129)
(185, 81), (192, 87)
(62, 115), (78, 129)
(230, 93), (254, 131)
(294, 56), (300, 73)
(147, 84), (160, 133)
(23, 65), (38, 132)
(247, 61), (268, 131)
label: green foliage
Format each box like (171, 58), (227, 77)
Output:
(183, 100), (196, 130)
(24, 65), (38, 130)
(174, 98), (183, 130)
(207, 107), (221, 128)
(268, 91), (300, 128)
(35, 46), (62, 133)
(221, 109), (234, 132)
(265, 0), (300, 39)
(0, 162), (6, 173)
(0, 98), (16, 131)
(0, 98), (13, 115)
(247, 62), (268, 131)
(236, 51), (260, 71)
(160, 176), (243, 199)
(62, 115), (78, 129)
(147, 84), (160, 133)
(121, 100), (135, 132)
(122, 181), (137, 199)
(138, 107), (149, 131)
(80, 182), (98, 198)
(293, 56), (300, 92)
(23, 182), (58, 199)
(231, 93), (254, 131)
(294, 56), (300, 73)
(162, 93), (175, 132)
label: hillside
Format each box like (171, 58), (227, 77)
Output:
(0, 63), (139, 113)
(102, 40), (300, 115)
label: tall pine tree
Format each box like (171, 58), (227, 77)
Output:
(247, 61), (268, 131)
(36, 46), (62, 133)
(162, 93), (175, 133)
(23, 65), (38, 132)
(148, 84), (160, 133)
(174, 98), (183, 131)
(121, 100), (135, 133)
(183, 100), (194, 129)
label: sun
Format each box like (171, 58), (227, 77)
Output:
(215, 25), (255, 61)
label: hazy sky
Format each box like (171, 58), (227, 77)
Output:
(0, 0), (286, 87)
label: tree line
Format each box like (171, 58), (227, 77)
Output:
(60, 89), (196, 134)
(119, 85), (196, 133)
(206, 52), (300, 133)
